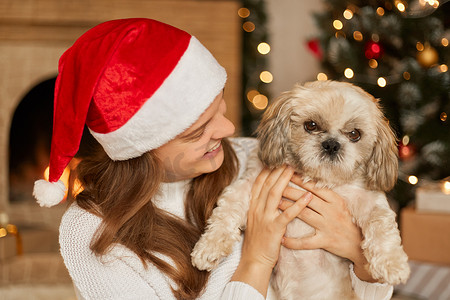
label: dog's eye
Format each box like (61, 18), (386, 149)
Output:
(348, 129), (361, 142)
(304, 121), (318, 133)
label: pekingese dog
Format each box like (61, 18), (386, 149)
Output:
(191, 80), (410, 299)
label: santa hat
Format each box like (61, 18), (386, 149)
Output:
(33, 18), (227, 207)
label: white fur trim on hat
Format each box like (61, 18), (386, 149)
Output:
(33, 179), (67, 207)
(91, 37), (227, 160)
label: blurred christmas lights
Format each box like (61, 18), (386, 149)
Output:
(252, 94), (268, 110)
(377, 77), (387, 87)
(416, 42), (424, 51)
(344, 68), (354, 78)
(371, 34), (380, 43)
(402, 135), (410, 145)
(408, 175), (419, 185)
(368, 59), (378, 68)
(343, 9), (353, 19)
(257, 42), (271, 55)
(239, 4), (272, 118)
(246, 89), (259, 102)
(246, 88), (269, 110)
(442, 38), (449, 47)
(353, 31), (363, 41)
(260, 71), (273, 83)
(333, 20), (343, 30)
(317, 72), (328, 81)
(376, 7), (385, 16)
(243, 21), (255, 32)
(364, 41), (383, 59)
(396, 1), (407, 12)
(442, 180), (450, 194)
(420, 0), (440, 8)
(238, 7), (250, 18)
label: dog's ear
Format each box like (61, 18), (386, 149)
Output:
(256, 93), (293, 167)
(365, 108), (399, 192)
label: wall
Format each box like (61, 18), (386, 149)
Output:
(266, 0), (323, 97)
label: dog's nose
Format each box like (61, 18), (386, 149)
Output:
(322, 139), (340, 155)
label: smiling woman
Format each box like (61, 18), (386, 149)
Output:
(32, 18), (241, 299)
(1, 0), (250, 298)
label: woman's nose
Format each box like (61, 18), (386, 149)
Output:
(213, 115), (235, 139)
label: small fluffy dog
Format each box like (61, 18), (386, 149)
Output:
(191, 80), (410, 299)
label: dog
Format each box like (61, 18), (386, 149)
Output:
(191, 80), (410, 299)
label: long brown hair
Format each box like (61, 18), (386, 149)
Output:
(71, 133), (238, 299)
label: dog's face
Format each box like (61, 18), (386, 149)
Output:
(257, 80), (398, 191)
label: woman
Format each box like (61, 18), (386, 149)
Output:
(33, 18), (393, 299)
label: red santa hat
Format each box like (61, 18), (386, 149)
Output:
(33, 18), (227, 207)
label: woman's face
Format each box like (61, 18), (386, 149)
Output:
(154, 91), (235, 182)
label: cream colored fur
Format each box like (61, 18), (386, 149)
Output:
(191, 80), (410, 299)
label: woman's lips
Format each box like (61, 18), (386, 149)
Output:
(203, 141), (222, 158)
(206, 141), (221, 153)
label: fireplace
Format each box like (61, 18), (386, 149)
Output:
(9, 77), (54, 204)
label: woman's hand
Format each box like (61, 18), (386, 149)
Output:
(231, 166), (312, 296)
(278, 173), (376, 282)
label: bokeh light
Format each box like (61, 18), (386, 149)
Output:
(260, 71), (273, 83)
(257, 42), (271, 55)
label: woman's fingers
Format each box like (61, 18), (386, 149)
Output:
(278, 198), (294, 211)
(251, 168), (270, 195)
(279, 202), (322, 227)
(282, 187), (328, 217)
(276, 192), (312, 226)
(282, 234), (320, 250)
(249, 167), (271, 212)
(290, 174), (335, 203)
(256, 166), (288, 204)
(282, 186), (305, 201)
(250, 166), (294, 216)
(290, 174), (347, 211)
(264, 166), (295, 212)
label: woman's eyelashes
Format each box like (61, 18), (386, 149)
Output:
(191, 128), (206, 141)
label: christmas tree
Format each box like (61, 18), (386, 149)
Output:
(309, 0), (450, 208)
(240, 0), (271, 136)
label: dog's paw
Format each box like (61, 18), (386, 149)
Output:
(367, 251), (410, 285)
(191, 229), (241, 271)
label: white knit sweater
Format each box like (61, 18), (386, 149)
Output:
(59, 137), (393, 300)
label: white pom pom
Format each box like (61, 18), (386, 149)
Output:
(33, 179), (67, 207)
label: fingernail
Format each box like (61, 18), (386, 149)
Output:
(304, 192), (312, 202)
(281, 237), (286, 245)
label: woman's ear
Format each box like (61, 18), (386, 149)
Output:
(255, 93), (293, 167)
(365, 113), (399, 192)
